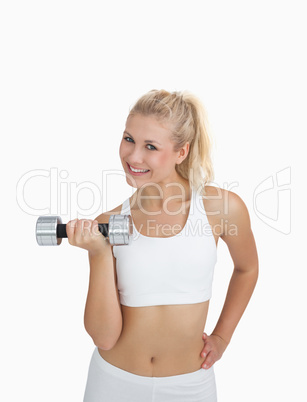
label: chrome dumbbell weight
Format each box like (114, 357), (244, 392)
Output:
(36, 215), (133, 246)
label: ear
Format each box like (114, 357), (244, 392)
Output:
(176, 142), (190, 164)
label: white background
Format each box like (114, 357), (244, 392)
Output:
(1, 1), (306, 401)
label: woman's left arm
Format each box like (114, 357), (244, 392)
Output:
(201, 190), (259, 369)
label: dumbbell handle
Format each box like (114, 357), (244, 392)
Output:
(56, 223), (109, 239)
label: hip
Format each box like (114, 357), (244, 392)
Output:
(84, 347), (217, 402)
(98, 336), (206, 377)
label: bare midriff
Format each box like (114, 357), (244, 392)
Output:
(98, 300), (209, 377)
(98, 185), (221, 377)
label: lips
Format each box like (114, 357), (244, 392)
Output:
(126, 163), (150, 176)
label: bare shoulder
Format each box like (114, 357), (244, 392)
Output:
(219, 188), (251, 229)
(203, 185), (249, 221)
(202, 185), (224, 214)
(202, 185), (252, 239)
(213, 187), (258, 270)
(94, 204), (123, 223)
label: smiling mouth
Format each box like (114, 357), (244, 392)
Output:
(127, 163), (150, 174)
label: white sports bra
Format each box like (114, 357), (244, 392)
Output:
(112, 186), (217, 307)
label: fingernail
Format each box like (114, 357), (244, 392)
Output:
(202, 353), (206, 357)
(203, 364), (208, 369)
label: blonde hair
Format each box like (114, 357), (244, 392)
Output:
(127, 89), (215, 196)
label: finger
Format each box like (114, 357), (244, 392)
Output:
(202, 351), (215, 370)
(74, 219), (84, 243)
(82, 219), (92, 237)
(201, 342), (212, 358)
(200, 332), (208, 357)
(66, 219), (78, 232)
(66, 219), (78, 243)
(92, 220), (103, 237)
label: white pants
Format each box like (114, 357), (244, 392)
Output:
(83, 347), (217, 402)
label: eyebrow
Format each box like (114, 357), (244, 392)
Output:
(123, 131), (161, 145)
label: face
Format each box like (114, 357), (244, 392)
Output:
(119, 114), (189, 190)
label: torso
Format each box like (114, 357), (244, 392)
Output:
(98, 185), (222, 377)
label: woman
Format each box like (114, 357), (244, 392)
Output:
(67, 89), (259, 401)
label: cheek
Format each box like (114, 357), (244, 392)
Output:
(119, 141), (126, 157)
(147, 150), (171, 166)
(148, 154), (165, 169)
(158, 153), (172, 167)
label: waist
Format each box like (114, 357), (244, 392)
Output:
(98, 338), (206, 377)
(98, 302), (208, 377)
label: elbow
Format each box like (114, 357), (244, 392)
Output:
(86, 324), (123, 351)
(234, 263), (259, 286)
(235, 262), (259, 276)
(252, 262), (259, 282)
(93, 333), (121, 351)
(93, 340), (113, 351)
(94, 341), (116, 350)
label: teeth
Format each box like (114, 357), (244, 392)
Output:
(129, 164), (149, 173)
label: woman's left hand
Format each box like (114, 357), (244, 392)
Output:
(200, 333), (228, 369)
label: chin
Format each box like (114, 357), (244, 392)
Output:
(125, 176), (138, 188)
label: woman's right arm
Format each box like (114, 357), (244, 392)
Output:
(84, 248), (122, 350)
(66, 218), (123, 350)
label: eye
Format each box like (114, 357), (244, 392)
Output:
(123, 136), (157, 151)
(124, 136), (133, 143)
(146, 144), (157, 151)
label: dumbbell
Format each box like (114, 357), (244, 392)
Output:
(36, 215), (133, 246)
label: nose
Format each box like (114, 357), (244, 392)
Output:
(128, 147), (145, 165)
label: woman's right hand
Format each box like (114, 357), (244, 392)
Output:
(66, 219), (110, 256)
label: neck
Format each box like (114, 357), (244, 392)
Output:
(132, 178), (191, 210)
